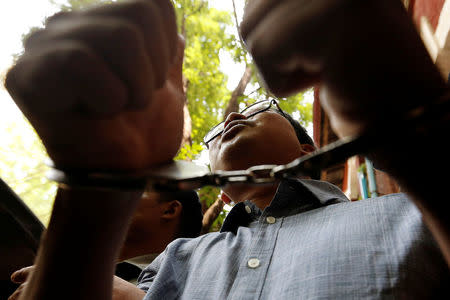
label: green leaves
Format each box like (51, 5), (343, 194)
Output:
(177, 1), (235, 144)
(175, 142), (203, 161)
(0, 116), (57, 225)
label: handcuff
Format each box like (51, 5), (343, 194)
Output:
(47, 90), (450, 192)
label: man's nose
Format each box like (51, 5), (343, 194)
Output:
(223, 112), (247, 129)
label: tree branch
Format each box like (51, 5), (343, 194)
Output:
(224, 65), (253, 118)
(201, 198), (225, 234)
(231, 0), (247, 64)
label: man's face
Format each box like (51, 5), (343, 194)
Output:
(208, 108), (304, 172)
(125, 192), (167, 243)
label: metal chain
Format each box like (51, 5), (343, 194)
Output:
(199, 88), (450, 189)
(204, 135), (365, 188)
(48, 89), (450, 192)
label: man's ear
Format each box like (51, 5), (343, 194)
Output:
(161, 200), (182, 222)
(300, 144), (316, 155)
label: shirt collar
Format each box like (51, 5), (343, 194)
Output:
(220, 178), (349, 234)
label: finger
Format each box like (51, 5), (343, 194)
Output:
(8, 282), (27, 300)
(6, 41), (128, 116)
(151, 0), (179, 60)
(10, 266), (34, 284)
(45, 11), (75, 25)
(45, 1), (178, 62)
(25, 18), (154, 110)
(82, 0), (177, 88)
(240, 0), (279, 40)
(167, 34), (185, 90)
(246, 0), (334, 61)
(255, 62), (321, 96)
(243, 1), (336, 95)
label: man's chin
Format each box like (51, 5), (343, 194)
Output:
(210, 136), (274, 171)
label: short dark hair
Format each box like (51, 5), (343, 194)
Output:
(160, 190), (203, 239)
(275, 110), (315, 147)
(273, 110), (320, 179)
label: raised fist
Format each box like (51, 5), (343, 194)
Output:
(5, 0), (186, 170)
(241, 0), (445, 136)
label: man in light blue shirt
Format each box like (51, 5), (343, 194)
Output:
(5, 0), (450, 299)
(137, 100), (449, 299)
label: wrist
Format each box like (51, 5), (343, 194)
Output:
(47, 187), (142, 244)
(52, 187), (142, 221)
(366, 89), (450, 204)
(25, 188), (142, 300)
(41, 187), (142, 268)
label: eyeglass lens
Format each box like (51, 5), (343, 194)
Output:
(204, 100), (273, 144)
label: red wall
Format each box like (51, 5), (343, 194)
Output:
(313, 87), (322, 146)
(412, 0), (445, 31)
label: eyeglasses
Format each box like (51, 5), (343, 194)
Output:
(203, 99), (287, 147)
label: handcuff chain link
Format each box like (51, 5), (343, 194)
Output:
(212, 163), (290, 186)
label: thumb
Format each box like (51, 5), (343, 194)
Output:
(11, 266), (34, 284)
(167, 34), (186, 90)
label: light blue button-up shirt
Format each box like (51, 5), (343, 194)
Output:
(138, 179), (449, 299)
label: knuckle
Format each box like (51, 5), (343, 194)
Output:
(127, 0), (155, 16)
(45, 11), (74, 26)
(119, 1), (162, 45)
(15, 269), (23, 278)
(4, 63), (23, 96)
(5, 44), (85, 98)
(23, 28), (47, 50)
(8, 291), (18, 300)
(109, 21), (142, 47)
(117, 2), (157, 40)
(56, 43), (92, 68)
(153, 0), (176, 19)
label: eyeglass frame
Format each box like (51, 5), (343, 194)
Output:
(203, 99), (288, 147)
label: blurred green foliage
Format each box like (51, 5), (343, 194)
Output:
(0, 116), (57, 225)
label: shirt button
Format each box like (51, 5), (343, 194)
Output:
(247, 258), (260, 269)
(266, 216), (276, 224)
(245, 205), (252, 214)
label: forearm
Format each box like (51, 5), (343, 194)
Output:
(18, 187), (142, 300)
(320, 0), (448, 137)
(112, 276), (146, 300)
(375, 117), (450, 266)
(322, 0), (450, 265)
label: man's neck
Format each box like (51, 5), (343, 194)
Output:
(118, 237), (167, 262)
(225, 182), (280, 210)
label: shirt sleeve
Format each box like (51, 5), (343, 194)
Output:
(136, 251), (165, 292)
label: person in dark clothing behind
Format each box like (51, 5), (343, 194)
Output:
(8, 190), (202, 299)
